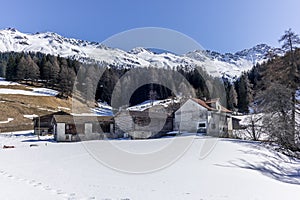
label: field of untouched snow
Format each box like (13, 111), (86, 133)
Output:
(1, 131), (300, 200)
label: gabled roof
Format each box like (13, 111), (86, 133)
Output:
(191, 98), (216, 111)
(220, 106), (232, 113)
(205, 98), (220, 104)
(33, 111), (71, 122)
(53, 115), (74, 124)
(191, 98), (232, 113)
(53, 115), (113, 124)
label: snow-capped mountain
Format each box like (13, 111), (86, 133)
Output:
(0, 28), (283, 80)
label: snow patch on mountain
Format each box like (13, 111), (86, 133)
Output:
(0, 28), (283, 80)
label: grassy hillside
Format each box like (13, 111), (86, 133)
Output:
(0, 91), (72, 132)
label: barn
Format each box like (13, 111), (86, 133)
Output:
(33, 111), (70, 136)
(114, 108), (173, 139)
(52, 115), (115, 142)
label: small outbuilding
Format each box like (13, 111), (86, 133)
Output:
(52, 115), (115, 142)
(33, 111), (70, 136)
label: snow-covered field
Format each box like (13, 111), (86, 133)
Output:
(91, 102), (113, 116)
(0, 88), (58, 96)
(0, 77), (19, 86)
(0, 78), (58, 96)
(1, 131), (300, 200)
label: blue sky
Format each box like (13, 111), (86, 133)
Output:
(1, 0), (300, 53)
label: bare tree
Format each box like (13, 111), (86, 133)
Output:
(258, 83), (298, 151)
(278, 29), (300, 149)
(247, 105), (263, 141)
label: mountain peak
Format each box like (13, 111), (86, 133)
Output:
(129, 47), (153, 55)
(0, 28), (283, 81)
(5, 27), (18, 32)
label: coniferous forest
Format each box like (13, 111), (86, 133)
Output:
(0, 47), (299, 114)
(0, 51), (232, 107)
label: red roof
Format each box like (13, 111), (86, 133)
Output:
(205, 98), (220, 104)
(220, 106), (232, 113)
(191, 98), (215, 111)
(191, 98), (232, 113)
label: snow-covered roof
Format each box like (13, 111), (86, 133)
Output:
(127, 98), (180, 112)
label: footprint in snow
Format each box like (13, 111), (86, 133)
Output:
(7, 174), (13, 178)
(63, 193), (77, 200)
(80, 197), (96, 200)
(42, 185), (52, 191)
(33, 182), (42, 187)
(28, 179), (36, 185)
(55, 189), (66, 195)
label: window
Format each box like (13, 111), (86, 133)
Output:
(211, 123), (216, 129)
(198, 123), (206, 128)
(197, 122), (207, 134)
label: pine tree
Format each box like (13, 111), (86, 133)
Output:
(0, 60), (7, 77)
(16, 56), (27, 81)
(58, 59), (76, 98)
(48, 56), (60, 87)
(6, 55), (16, 81)
(24, 55), (40, 82)
(235, 73), (252, 113)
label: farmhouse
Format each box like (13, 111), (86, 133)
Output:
(174, 98), (233, 137)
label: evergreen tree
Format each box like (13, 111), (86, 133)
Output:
(235, 73), (252, 113)
(25, 55), (40, 82)
(16, 56), (27, 80)
(58, 59), (76, 98)
(0, 60), (7, 77)
(6, 55), (17, 81)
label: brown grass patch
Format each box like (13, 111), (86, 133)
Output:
(0, 94), (74, 132)
(0, 85), (32, 91)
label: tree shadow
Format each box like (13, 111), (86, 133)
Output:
(21, 138), (56, 143)
(1, 132), (34, 137)
(216, 139), (300, 185)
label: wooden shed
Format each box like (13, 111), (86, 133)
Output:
(52, 115), (115, 142)
(33, 111), (70, 136)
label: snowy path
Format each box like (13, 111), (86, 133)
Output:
(1, 131), (300, 199)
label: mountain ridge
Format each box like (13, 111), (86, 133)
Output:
(0, 28), (283, 80)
